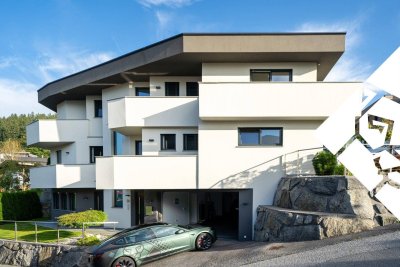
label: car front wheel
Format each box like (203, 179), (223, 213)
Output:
(112, 256), (136, 267)
(195, 233), (213, 250)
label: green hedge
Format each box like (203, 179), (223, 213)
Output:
(312, 150), (345, 176)
(0, 191), (42, 220)
(57, 210), (107, 228)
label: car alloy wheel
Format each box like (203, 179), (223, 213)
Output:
(196, 233), (213, 250)
(113, 256), (136, 267)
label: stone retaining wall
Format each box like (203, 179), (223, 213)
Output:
(0, 240), (89, 267)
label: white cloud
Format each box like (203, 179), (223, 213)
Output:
(0, 57), (17, 69)
(0, 79), (53, 116)
(137, 0), (196, 8)
(295, 18), (372, 82)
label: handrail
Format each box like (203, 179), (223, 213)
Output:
(209, 146), (323, 188)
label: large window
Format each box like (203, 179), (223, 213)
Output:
(60, 193), (68, 210)
(113, 132), (124, 155)
(113, 190), (123, 208)
(94, 100), (103, 118)
(68, 193), (76, 211)
(125, 229), (155, 244)
(250, 69), (292, 82)
(90, 146), (103, 163)
(161, 134), (176, 150)
(136, 87), (150, 96)
(186, 82), (199, 96)
(239, 128), (283, 146)
(165, 82), (179, 96)
(53, 192), (59, 209)
(152, 226), (180, 238)
(183, 134), (198, 151)
(56, 150), (62, 164)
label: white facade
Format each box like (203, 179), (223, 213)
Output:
(27, 33), (362, 238)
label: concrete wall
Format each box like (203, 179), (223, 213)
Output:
(57, 101), (86, 119)
(103, 189), (131, 228)
(202, 63), (317, 82)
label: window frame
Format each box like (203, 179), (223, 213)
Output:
(160, 134), (176, 151)
(250, 69), (293, 82)
(183, 134), (198, 151)
(56, 150), (62, 164)
(60, 192), (68, 210)
(186, 82), (199, 96)
(53, 192), (60, 209)
(94, 100), (103, 118)
(90, 146), (103, 163)
(165, 82), (180, 96)
(113, 132), (124, 155)
(238, 127), (283, 146)
(113, 190), (123, 208)
(68, 193), (76, 211)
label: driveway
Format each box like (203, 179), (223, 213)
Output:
(146, 224), (400, 267)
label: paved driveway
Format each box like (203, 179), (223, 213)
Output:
(146, 224), (400, 267)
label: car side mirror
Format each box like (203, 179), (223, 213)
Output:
(175, 229), (185, 234)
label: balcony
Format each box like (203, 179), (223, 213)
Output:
(108, 97), (198, 134)
(96, 155), (197, 189)
(26, 120), (89, 148)
(30, 164), (95, 189)
(199, 82), (363, 120)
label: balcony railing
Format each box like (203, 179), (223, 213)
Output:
(30, 164), (95, 189)
(107, 97), (198, 134)
(199, 82), (362, 120)
(96, 155), (197, 189)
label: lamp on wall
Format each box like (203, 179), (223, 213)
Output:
(66, 152), (70, 155)
(149, 139), (154, 142)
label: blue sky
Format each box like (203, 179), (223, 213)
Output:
(0, 0), (399, 115)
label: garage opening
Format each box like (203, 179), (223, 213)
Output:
(198, 191), (239, 239)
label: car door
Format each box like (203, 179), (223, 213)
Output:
(122, 228), (158, 264)
(151, 226), (192, 257)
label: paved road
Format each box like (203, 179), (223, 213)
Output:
(147, 225), (400, 267)
(248, 231), (400, 267)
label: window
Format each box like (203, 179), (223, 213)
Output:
(161, 134), (176, 150)
(68, 193), (76, 211)
(56, 150), (62, 164)
(60, 193), (68, 210)
(250, 69), (292, 82)
(239, 128), (283, 146)
(135, 141), (142, 155)
(136, 87), (150, 96)
(113, 132), (124, 155)
(90, 146), (103, 163)
(183, 134), (198, 151)
(53, 192), (59, 209)
(165, 82), (179, 96)
(125, 229), (155, 244)
(94, 100), (103, 117)
(186, 82), (199, 96)
(113, 190), (123, 208)
(153, 226), (181, 238)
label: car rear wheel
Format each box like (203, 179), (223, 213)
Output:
(112, 256), (136, 267)
(195, 232), (213, 250)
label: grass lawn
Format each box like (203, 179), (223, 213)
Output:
(0, 222), (80, 243)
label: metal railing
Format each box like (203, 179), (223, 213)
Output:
(0, 220), (119, 244)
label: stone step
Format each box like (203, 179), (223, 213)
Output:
(254, 205), (376, 242)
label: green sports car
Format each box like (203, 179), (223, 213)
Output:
(89, 222), (217, 267)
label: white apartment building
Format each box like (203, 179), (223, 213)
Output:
(26, 33), (362, 240)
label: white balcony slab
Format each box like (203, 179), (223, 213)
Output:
(26, 120), (89, 148)
(96, 155), (197, 189)
(30, 164), (95, 188)
(108, 97), (199, 134)
(199, 82), (363, 120)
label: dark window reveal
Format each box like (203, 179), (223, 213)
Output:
(239, 128), (283, 146)
(161, 134), (176, 150)
(90, 146), (103, 163)
(250, 69), (292, 82)
(56, 150), (62, 164)
(94, 100), (103, 117)
(183, 134), (198, 151)
(165, 82), (179, 96)
(53, 192), (60, 209)
(60, 193), (68, 210)
(69, 193), (76, 211)
(135, 87), (150, 96)
(186, 82), (199, 96)
(114, 190), (123, 208)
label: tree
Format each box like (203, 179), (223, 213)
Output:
(0, 139), (23, 160)
(0, 160), (29, 192)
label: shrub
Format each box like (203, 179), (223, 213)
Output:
(312, 150), (343, 176)
(76, 235), (101, 246)
(57, 210), (107, 228)
(0, 191), (42, 220)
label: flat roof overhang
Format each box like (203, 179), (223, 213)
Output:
(38, 33), (346, 111)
